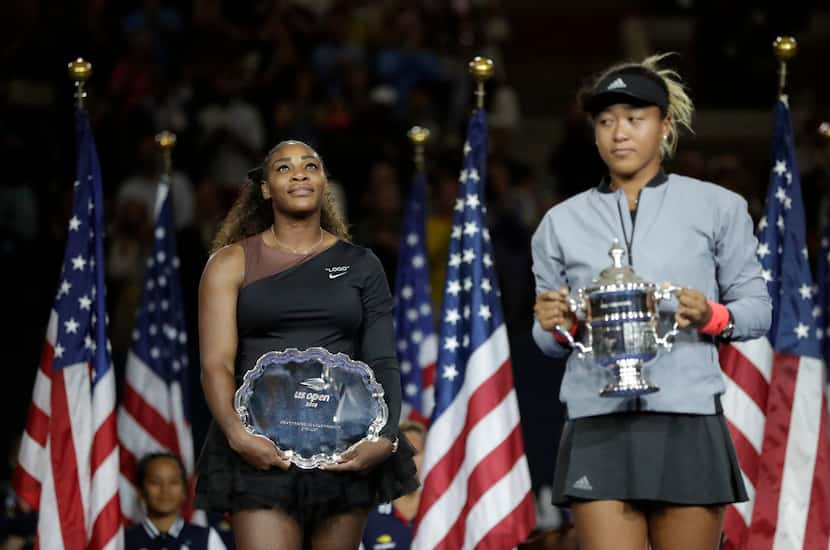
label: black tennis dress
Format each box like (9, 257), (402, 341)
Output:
(194, 235), (418, 526)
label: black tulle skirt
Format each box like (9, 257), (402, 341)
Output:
(194, 422), (419, 527)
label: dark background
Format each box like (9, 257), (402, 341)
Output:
(2, 0), (830, 509)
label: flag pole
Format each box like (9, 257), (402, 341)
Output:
(156, 130), (177, 179)
(67, 57), (92, 110)
(773, 35), (797, 102)
(407, 126), (431, 174)
(468, 56), (494, 110)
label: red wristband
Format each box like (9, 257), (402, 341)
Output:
(551, 316), (579, 344)
(699, 301), (730, 335)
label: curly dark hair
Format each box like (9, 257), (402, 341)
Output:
(211, 141), (350, 252)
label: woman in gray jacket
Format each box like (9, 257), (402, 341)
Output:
(532, 54), (770, 550)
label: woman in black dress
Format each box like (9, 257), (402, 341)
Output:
(195, 140), (418, 550)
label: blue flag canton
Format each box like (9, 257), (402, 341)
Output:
(434, 110), (505, 409)
(755, 100), (820, 358)
(131, 181), (190, 393)
(393, 172), (435, 410)
(52, 112), (109, 375)
(816, 178), (830, 364)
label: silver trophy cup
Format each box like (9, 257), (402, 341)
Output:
(555, 241), (679, 397)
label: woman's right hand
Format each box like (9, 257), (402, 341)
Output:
(228, 429), (291, 471)
(534, 288), (574, 332)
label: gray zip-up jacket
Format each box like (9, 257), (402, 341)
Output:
(531, 172), (771, 418)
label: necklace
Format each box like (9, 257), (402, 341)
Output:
(270, 225), (324, 255)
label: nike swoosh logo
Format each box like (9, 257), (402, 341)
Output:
(328, 272), (348, 279)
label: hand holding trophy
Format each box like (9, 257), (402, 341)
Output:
(554, 241), (680, 397)
(235, 348), (388, 469)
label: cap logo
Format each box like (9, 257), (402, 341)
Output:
(606, 78), (627, 90)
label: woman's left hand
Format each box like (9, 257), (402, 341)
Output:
(319, 438), (395, 472)
(675, 287), (712, 329)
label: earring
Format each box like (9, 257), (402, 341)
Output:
(663, 135), (668, 140)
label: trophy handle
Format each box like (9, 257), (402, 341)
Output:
(653, 284), (681, 303)
(655, 321), (680, 351)
(553, 294), (592, 356)
(652, 285), (681, 351)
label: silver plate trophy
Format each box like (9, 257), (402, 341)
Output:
(555, 241), (679, 397)
(234, 347), (388, 469)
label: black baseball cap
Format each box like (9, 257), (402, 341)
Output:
(581, 69), (669, 115)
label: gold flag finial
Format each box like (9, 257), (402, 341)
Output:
(155, 131), (177, 177)
(773, 36), (797, 99)
(468, 56), (495, 110)
(407, 126), (431, 173)
(68, 58), (92, 109)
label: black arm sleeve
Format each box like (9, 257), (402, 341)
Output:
(358, 250), (401, 438)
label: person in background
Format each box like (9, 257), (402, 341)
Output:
(125, 452), (226, 550)
(361, 421), (425, 550)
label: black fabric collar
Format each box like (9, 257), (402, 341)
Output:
(597, 169), (668, 194)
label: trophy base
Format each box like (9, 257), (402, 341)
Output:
(600, 359), (659, 397)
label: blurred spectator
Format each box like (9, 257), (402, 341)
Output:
(117, 134), (195, 229)
(0, 435), (36, 550)
(426, 163), (459, 313)
(197, 69), (266, 193)
(548, 101), (606, 202)
(125, 453), (225, 550)
(353, 160), (403, 281)
(107, 193), (152, 358)
(362, 421), (426, 550)
(376, 8), (442, 115)
(110, 30), (162, 114)
(706, 152), (763, 222)
(122, 0), (184, 67)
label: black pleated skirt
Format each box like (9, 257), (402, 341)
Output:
(552, 406), (748, 506)
(194, 422), (420, 528)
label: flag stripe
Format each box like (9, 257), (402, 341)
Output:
(745, 353), (799, 550)
(730, 339), (775, 383)
(90, 410), (118, 473)
(434, 423), (526, 550)
(722, 374), (767, 454)
(121, 383), (181, 453)
(466, 455), (535, 550)
(721, 343), (771, 411)
(117, 178), (195, 523)
(418, 357), (514, 515)
(773, 356), (824, 549)
(414, 108), (533, 549)
(417, 378), (521, 548)
(473, 490), (536, 550)
(13, 453), (42, 508)
(50, 368), (87, 549)
(89, 494), (122, 550)
(804, 394), (830, 550)
(421, 325), (509, 480)
(14, 110), (122, 549)
(125, 351), (174, 423)
(26, 402), (50, 448)
(725, 418), (760, 488)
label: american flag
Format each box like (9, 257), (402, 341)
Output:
(720, 98), (830, 549)
(393, 171), (437, 426)
(815, 175), (830, 376)
(117, 178), (194, 523)
(412, 109), (535, 549)
(13, 110), (123, 549)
